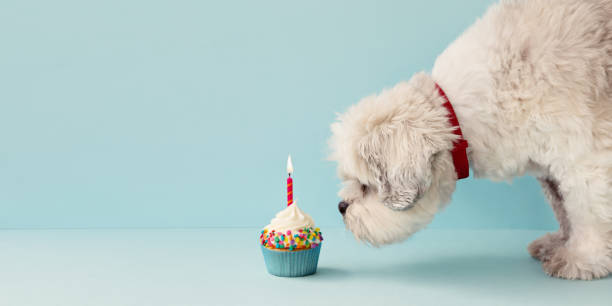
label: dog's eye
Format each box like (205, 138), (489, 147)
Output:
(361, 184), (368, 193)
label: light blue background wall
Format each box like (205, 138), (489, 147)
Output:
(0, 0), (557, 229)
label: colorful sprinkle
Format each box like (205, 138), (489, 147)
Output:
(259, 226), (323, 250)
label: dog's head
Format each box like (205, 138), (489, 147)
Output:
(329, 73), (458, 246)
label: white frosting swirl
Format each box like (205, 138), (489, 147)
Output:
(264, 202), (315, 232)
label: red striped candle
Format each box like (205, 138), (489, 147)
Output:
(287, 155), (294, 206)
(287, 176), (293, 206)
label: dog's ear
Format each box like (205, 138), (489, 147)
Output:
(359, 126), (437, 210)
(353, 74), (458, 210)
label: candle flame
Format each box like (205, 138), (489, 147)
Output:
(287, 155), (294, 174)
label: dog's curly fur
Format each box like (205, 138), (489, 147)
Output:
(329, 0), (612, 280)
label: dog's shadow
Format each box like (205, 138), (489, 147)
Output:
(309, 253), (612, 303)
(363, 255), (543, 282)
(310, 255), (612, 305)
(315, 254), (546, 285)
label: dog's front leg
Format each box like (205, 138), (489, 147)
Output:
(541, 156), (612, 280)
(528, 178), (569, 262)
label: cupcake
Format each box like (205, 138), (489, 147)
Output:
(259, 201), (323, 277)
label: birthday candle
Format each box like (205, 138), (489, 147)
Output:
(287, 155), (294, 206)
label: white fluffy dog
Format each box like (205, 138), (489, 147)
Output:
(329, 0), (612, 280)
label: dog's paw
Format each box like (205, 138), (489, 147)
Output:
(542, 246), (611, 280)
(528, 232), (565, 262)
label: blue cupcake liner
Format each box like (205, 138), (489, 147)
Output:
(260, 245), (321, 277)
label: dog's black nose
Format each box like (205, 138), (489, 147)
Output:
(338, 201), (350, 215)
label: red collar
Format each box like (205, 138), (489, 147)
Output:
(435, 83), (469, 180)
